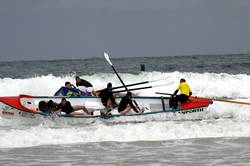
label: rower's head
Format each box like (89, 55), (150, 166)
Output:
(127, 91), (132, 97)
(75, 76), (81, 83)
(126, 91), (132, 99)
(48, 100), (53, 106)
(107, 82), (112, 89)
(61, 97), (67, 105)
(65, 82), (72, 88)
(180, 78), (186, 83)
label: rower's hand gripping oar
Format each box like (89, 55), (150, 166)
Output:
(104, 52), (140, 113)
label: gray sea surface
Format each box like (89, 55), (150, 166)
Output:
(0, 54), (250, 78)
(1, 138), (250, 166)
(1, 54), (250, 165)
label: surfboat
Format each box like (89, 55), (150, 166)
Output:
(0, 94), (213, 125)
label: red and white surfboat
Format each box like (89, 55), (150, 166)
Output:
(0, 94), (213, 125)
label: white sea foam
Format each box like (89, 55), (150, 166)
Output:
(0, 71), (250, 98)
(0, 119), (250, 148)
(1, 71), (250, 148)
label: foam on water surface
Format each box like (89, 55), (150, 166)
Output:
(0, 71), (250, 148)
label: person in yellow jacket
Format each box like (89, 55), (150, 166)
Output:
(170, 78), (192, 109)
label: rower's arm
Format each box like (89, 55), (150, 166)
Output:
(173, 89), (178, 96)
(130, 100), (139, 113)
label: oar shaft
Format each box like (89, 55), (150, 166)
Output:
(112, 81), (149, 90)
(114, 86), (152, 93)
(155, 92), (173, 96)
(104, 53), (129, 92)
(115, 84), (166, 93)
(112, 78), (167, 90)
(156, 92), (250, 106)
(110, 65), (128, 91)
(212, 98), (250, 105)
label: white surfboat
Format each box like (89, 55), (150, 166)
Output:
(0, 94), (213, 125)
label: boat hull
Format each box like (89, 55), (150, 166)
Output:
(0, 95), (212, 125)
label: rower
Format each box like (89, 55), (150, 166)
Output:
(96, 82), (117, 109)
(118, 91), (143, 115)
(54, 97), (91, 115)
(75, 76), (95, 96)
(170, 78), (192, 109)
(38, 100), (58, 114)
(54, 82), (81, 96)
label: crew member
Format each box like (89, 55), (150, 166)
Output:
(64, 81), (81, 96)
(96, 82), (117, 109)
(54, 97), (91, 115)
(75, 76), (95, 95)
(118, 92), (141, 114)
(38, 100), (58, 113)
(170, 78), (192, 109)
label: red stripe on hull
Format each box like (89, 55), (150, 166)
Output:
(0, 95), (35, 113)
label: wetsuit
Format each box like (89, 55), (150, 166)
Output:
(56, 101), (74, 114)
(76, 79), (93, 87)
(38, 100), (57, 113)
(118, 96), (138, 113)
(98, 88), (116, 107)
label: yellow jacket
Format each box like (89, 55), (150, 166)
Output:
(178, 82), (192, 96)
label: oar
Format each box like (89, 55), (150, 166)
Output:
(104, 52), (139, 113)
(155, 92), (250, 106)
(95, 81), (149, 93)
(95, 78), (169, 92)
(211, 98), (250, 105)
(112, 81), (148, 90)
(111, 78), (165, 90)
(114, 86), (152, 93)
(104, 52), (128, 91)
(155, 92), (173, 96)
(114, 84), (167, 93)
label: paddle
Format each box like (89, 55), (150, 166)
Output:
(95, 78), (168, 92)
(155, 92), (250, 106)
(111, 78), (167, 90)
(104, 52), (139, 113)
(95, 81), (149, 92)
(114, 86), (152, 93)
(104, 52), (128, 91)
(114, 84), (167, 93)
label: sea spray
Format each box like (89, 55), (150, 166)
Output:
(1, 119), (250, 148)
(0, 71), (250, 98)
(1, 71), (250, 148)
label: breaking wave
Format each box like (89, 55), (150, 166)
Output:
(1, 71), (250, 148)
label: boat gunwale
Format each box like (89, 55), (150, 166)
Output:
(34, 96), (170, 100)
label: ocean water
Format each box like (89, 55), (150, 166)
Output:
(1, 54), (250, 165)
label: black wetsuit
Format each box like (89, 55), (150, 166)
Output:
(98, 88), (116, 107)
(170, 94), (189, 109)
(76, 79), (93, 87)
(118, 96), (138, 113)
(56, 101), (74, 114)
(38, 100), (57, 113)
